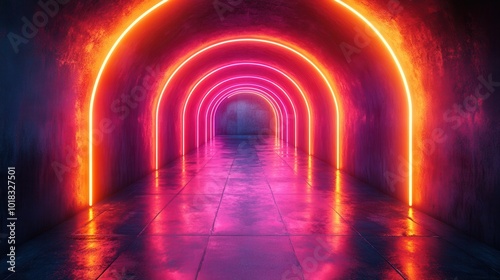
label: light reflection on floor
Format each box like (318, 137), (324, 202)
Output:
(2, 136), (500, 280)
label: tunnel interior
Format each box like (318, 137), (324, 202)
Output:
(1, 0), (500, 278)
(215, 94), (274, 136)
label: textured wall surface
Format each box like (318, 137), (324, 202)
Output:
(215, 95), (273, 136)
(0, 0), (499, 251)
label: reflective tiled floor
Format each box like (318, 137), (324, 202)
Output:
(2, 136), (500, 279)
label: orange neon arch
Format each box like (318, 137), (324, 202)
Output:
(211, 90), (282, 139)
(88, 1), (167, 206)
(333, 0), (413, 206)
(201, 85), (290, 143)
(89, 0), (413, 207)
(180, 62), (307, 156)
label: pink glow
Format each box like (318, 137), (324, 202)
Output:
(206, 87), (288, 143)
(183, 62), (306, 155)
(154, 39), (332, 170)
(211, 90), (282, 139)
(195, 77), (297, 146)
(203, 85), (287, 143)
(211, 90), (280, 140)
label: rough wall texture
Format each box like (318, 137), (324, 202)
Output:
(215, 96), (273, 136)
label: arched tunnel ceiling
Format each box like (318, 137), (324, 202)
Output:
(92, 0), (410, 206)
(97, 0), (406, 112)
(214, 92), (279, 136)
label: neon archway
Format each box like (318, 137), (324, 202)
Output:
(180, 62), (307, 155)
(201, 85), (291, 143)
(211, 91), (281, 142)
(207, 87), (288, 141)
(333, 0), (414, 205)
(88, 0), (413, 207)
(160, 40), (335, 165)
(211, 90), (283, 139)
(194, 75), (299, 145)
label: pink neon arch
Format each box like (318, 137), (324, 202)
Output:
(204, 86), (287, 142)
(196, 79), (296, 145)
(181, 62), (311, 156)
(205, 87), (288, 142)
(154, 37), (341, 170)
(197, 75), (299, 147)
(211, 90), (282, 141)
(212, 91), (282, 139)
(205, 85), (290, 144)
(180, 62), (310, 160)
(195, 81), (288, 145)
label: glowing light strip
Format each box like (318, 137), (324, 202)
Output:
(334, 0), (413, 206)
(210, 90), (279, 140)
(211, 91), (281, 140)
(206, 87), (287, 142)
(207, 84), (290, 142)
(156, 39), (330, 171)
(89, 0), (412, 208)
(88, 0), (168, 206)
(195, 76), (296, 145)
(200, 83), (288, 143)
(194, 78), (286, 145)
(193, 68), (300, 146)
(211, 91), (282, 139)
(180, 62), (308, 158)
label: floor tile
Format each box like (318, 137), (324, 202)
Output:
(3, 136), (499, 280)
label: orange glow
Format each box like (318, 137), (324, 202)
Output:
(402, 207), (417, 278)
(88, 0), (168, 206)
(84, 209), (97, 235)
(88, 208), (94, 221)
(333, 170), (342, 228)
(407, 208), (416, 236)
(335, 170), (341, 194)
(334, 0), (414, 206)
(88, 0), (415, 208)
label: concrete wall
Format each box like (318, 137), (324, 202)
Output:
(215, 95), (273, 136)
